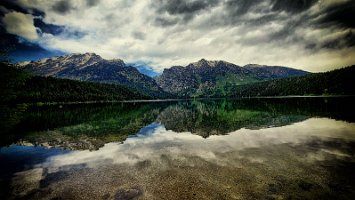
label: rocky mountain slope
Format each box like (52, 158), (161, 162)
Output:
(17, 53), (169, 98)
(155, 59), (309, 97)
(17, 54), (310, 98)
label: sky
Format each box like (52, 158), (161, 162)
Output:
(0, 0), (354, 73)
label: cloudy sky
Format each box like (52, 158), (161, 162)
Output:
(0, 0), (354, 72)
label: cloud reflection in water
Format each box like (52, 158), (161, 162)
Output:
(41, 118), (355, 171)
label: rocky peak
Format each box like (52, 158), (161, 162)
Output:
(106, 58), (125, 66)
(17, 53), (104, 69)
(189, 59), (237, 69)
(196, 58), (209, 66)
(62, 52), (103, 65)
(190, 58), (218, 68)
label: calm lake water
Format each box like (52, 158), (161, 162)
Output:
(1, 98), (355, 200)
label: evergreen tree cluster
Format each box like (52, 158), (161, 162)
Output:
(228, 65), (355, 97)
(0, 62), (149, 104)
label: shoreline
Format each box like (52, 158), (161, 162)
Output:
(3, 95), (355, 106)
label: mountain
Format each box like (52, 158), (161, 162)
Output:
(16, 53), (169, 98)
(228, 65), (355, 97)
(155, 59), (309, 97)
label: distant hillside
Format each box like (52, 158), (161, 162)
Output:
(0, 62), (149, 104)
(243, 64), (310, 79)
(156, 59), (309, 97)
(16, 53), (170, 98)
(227, 65), (355, 97)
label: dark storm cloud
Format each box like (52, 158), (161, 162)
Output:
(302, 1), (355, 51)
(132, 31), (146, 40)
(228, 0), (354, 50)
(51, 0), (74, 14)
(0, 26), (63, 62)
(200, 0), (355, 53)
(220, 0), (318, 26)
(316, 0), (355, 29)
(0, 0), (28, 15)
(33, 18), (86, 39)
(154, 17), (180, 27)
(153, 0), (219, 24)
(247, 13), (285, 26)
(194, 0), (281, 28)
(271, 0), (318, 13)
(306, 30), (355, 51)
(0, 0), (45, 17)
(153, 0), (280, 27)
(86, 0), (100, 7)
(34, 18), (65, 35)
(156, 0), (219, 15)
(225, 0), (261, 17)
(322, 31), (355, 49)
(269, 14), (307, 40)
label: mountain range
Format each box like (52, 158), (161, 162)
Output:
(16, 53), (309, 98)
(17, 53), (168, 98)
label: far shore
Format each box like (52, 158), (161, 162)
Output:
(4, 95), (355, 106)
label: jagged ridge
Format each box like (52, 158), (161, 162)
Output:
(17, 55), (310, 98)
(155, 58), (310, 97)
(17, 53), (169, 98)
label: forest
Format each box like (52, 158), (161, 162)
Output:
(0, 62), (149, 104)
(227, 65), (355, 97)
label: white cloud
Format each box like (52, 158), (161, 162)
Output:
(13, 0), (355, 72)
(2, 11), (38, 40)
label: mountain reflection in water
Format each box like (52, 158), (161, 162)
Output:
(1, 97), (354, 150)
(0, 97), (355, 199)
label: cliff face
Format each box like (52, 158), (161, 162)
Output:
(156, 59), (309, 97)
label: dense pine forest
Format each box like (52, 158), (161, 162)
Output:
(0, 62), (149, 104)
(227, 65), (355, 97)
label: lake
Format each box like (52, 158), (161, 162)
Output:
(1, 97), (355, 200)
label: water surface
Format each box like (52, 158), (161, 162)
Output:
(1, 98), (355, 199)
